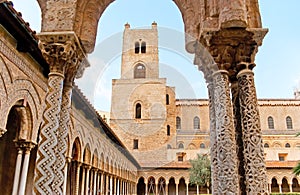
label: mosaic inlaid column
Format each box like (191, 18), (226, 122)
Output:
(231, 81), (246, 194)
(34, 32), (88, 195)
(33, 43), (66, 194)
(237, 63), (268, 194)
(212, 68), (239, 194)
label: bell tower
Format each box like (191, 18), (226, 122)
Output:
(110, 23), (176, 166)
(120, 22), (159, 79)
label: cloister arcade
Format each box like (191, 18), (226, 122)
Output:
(0, 0), (272, 194)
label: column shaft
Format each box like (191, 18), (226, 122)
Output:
(207, 82), (218, 194)
(34, 72), (64, 194)
(53, 84), (73, 194)
(75, 163), (81, 195)
(237, 67), (268, 193)
(81, 167), (86, 195)
(213, 70), (239, 194)
(12, 149), (23, 195)
(18, 149), (32, 195)
(231, 81), (246, 194)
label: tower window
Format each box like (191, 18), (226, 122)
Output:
(167, 125), (170, 136)
(176, 117), (181, 129)
(141, 41), (146, 53)
(285, 143), (291, 148)
(135, 103), (141, 119)
(193, 116), (200, 129)
(135, 42), (139, 54)
(286, 116), (293, 129)
(166, 94), (169, 105)
(268, 116), (274, 129)
(133, 139), (139, 149)
(134, 64), (146, 78)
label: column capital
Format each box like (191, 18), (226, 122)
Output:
(14, 140), (36, 152)
(198, 28), (268, 80)
(0, 127), (7, 137)
(82, 164), (91, 170)
(37, 31), (90, 81)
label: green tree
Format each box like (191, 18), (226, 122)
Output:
(189, 154), (211, 195)
(294, 133), (300, 175)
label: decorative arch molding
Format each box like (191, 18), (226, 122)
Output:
(0, 78), (42, 140)
(0, 54), (12, 100)
(83, 144), (92, 164)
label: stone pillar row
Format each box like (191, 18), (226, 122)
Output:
(12, 141), (36, 195)
(194, 27), (269, 194)
(69, 161), (135, 195)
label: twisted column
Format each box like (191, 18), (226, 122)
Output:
(33, 32), (88, 195)
(237, 63), (268, 194)
(212, 68), (239, 194)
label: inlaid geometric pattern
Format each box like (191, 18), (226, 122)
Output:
(34, 74), (64, 195)
(238, 68), (268, 194)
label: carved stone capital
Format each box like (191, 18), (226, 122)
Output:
(199, 28), (267, 80)
(37, 32), (90, 82)
(0, 127), (7, 137)
(15, 140), (36, 151)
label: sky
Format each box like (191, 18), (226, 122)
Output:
(12, 0), (300, 111)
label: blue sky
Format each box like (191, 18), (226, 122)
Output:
(12, 0), (300, 111)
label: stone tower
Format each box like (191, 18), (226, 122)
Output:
(110, 23), (176, 166)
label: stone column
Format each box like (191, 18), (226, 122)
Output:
(81, 166), (86, 195)
(110, 176), (113, 195)
(279, 183), (282, 193)
(185, 182), (189, 195)
(34, 32), (88, 195)
(289, 183), (293, 193)
(117, 178), (120, 195)
(63, 157), (71, 195)
(268, 183), (272, 193)
(12, 148), (23, 195)
(237, 63), (268, 193)
(101, 172), (105, 195)
(145, 182), (148, 195)
(86, 166), (91, 194)
(175, 182), (178, 195)
(207, 80), (218, 194)
(212, 68), (239, 194)
(106, 174), (109, 195)
(18, 142), (36, 195)
(75, 162), (82, 195)
(93, 169), (97, 195)
(166, 182), (169, 195)
(155, 182), (158, 195)
(231, 81), (246, 194)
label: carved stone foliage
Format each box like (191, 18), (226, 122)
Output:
(237, 67), (268, 194)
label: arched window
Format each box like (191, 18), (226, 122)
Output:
(268, 116), (274, 129)
(167, 125), (170, 136)
(178, 143), (184, 149)
(264, 143), (269, 148)
(193, 116), (200, 129)
(166, 94), (169, 105)
(135, 42), (139, 53)
(135, 103), (141, 119)
(286, 116), (293, 129)
(134, 64), (146, 78)
(141, 41), (146, 53)
(176, 117), (181, 129)
(285, 143), (291, 148)
(200, 143), (205, 149)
